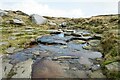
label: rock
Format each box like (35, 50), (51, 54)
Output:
(82, 44), (92, 50)
(8, 36), (17, 40)
(32, 51), (40, 56)
(14, 48), (24, 52)
(2, 59), (13, 78)
(10, 18), (25, 25)
(12, 59), (33, 78)
(59, 22), (67, 28)
(78, 57), (93, 68)
(105, 62), (120, 72)
(12, 32), (24, 36)
(5, 47), (16, 54)
(88, 70), (106, 78)
(88, 40), (100, 47)
(65, 70), (88, 78)
(0, 9), (8, 16)
(49, 22), (56, 26)
(57, 33), (64, 37)
(15, 10), (29, 16)
(74, 70), (88, 78)
(93, 34), (103, 38)
(53, 56), (79, 60)
(32, 57), (65, 78)
(37, 35), (71, 45)
(91, 64), (101, 71)
(73, 40), (86, 44)
(31, 14), (47, 25)
(0, 42), (9, 46)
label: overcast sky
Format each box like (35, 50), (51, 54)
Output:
(0, 0), (119, 18)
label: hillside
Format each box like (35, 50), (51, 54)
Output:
(0, 10), (119, 78)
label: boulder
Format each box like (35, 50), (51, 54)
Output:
(30, 14), (47, 25)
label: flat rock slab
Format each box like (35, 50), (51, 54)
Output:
(37, 35), (73, 45)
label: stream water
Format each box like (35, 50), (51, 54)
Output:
(2, 30), (106, 78)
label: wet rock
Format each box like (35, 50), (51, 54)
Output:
(105, 62), (120, 72)
(30, 14), (47, 25)
(12, 59), (33, 78)
(37, 35), (72, 45)
(66, 70), (88, 78)
(88, 70), (106, 78)
(60, 62), (69, 70)
(91, 64), (101, 71)
(78, 57), (93, 68)
(9, 52), (33, 64)
(75, 70), (88, 78)
(32, 57), (65, 78)
(32, 51), (40, 56)
(5, 47), (16, 54)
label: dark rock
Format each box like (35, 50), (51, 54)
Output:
(15, 10), (29, 16)
(37, 34), (73, 45)
(59, 22), (67, 28)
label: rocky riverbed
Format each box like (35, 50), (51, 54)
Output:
(2, 29), (107, 78)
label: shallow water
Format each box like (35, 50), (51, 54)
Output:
(2, 30), (105, 78)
